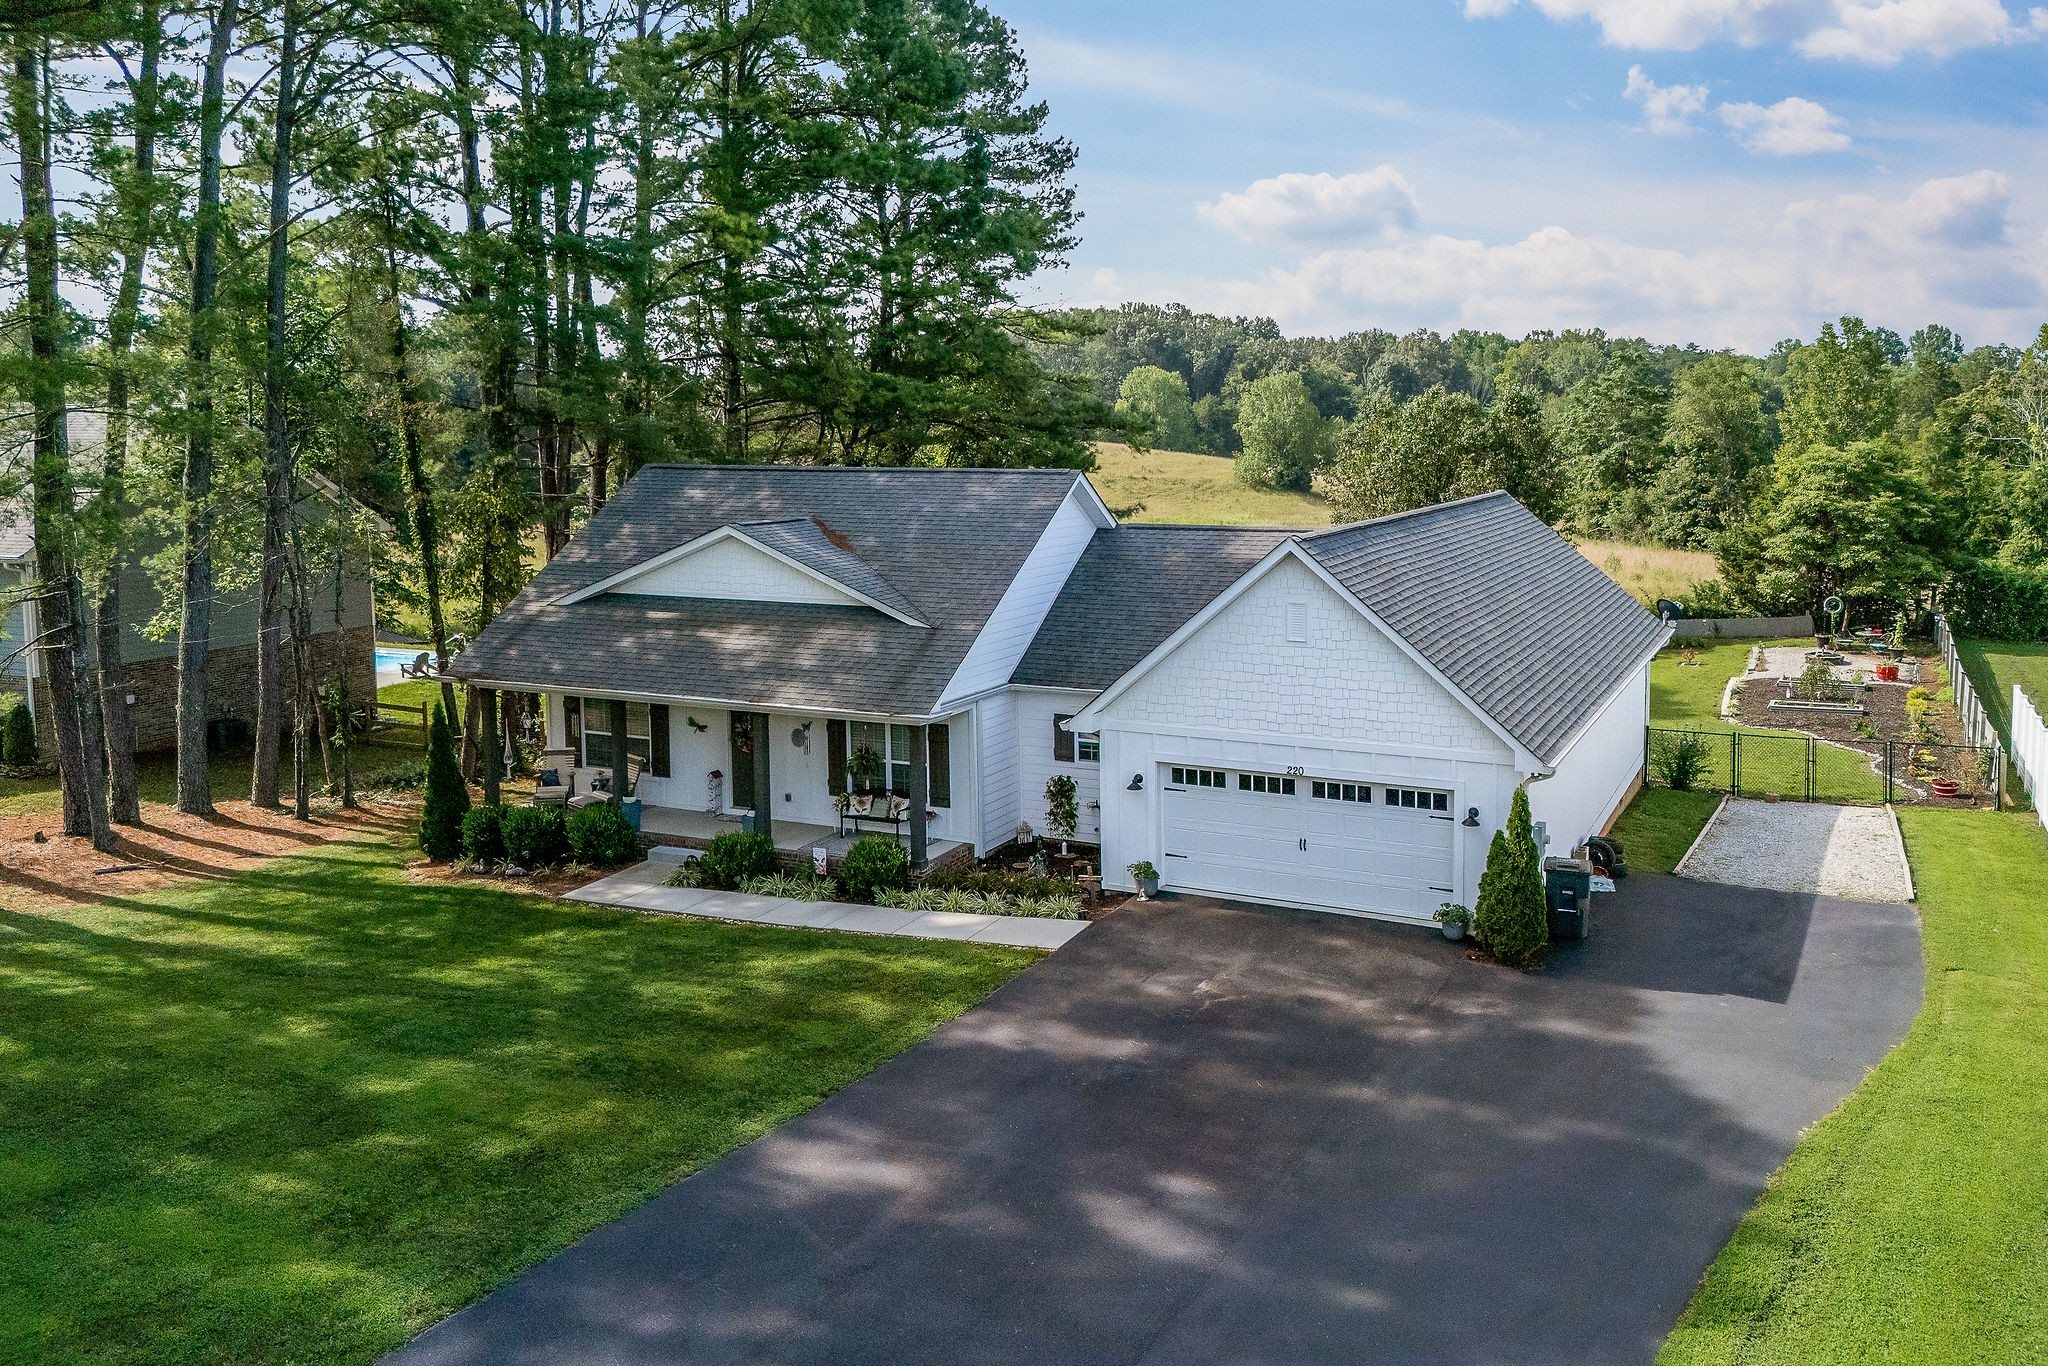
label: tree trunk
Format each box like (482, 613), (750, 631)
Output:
(176, 0), (241, 817)
(252, 0), (299, 808)
(478, 687), (501, 806)
(10, 41), (113, 851)
(383, 229), (458, 729)
(94, 11), (159, 827)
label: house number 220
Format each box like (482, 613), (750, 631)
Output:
(1284, 766), (1306, 776)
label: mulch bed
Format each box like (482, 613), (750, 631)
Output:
(1, 797), (415, 915)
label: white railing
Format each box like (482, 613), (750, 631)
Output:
(1936, 612), (2002, 750)
(2014, 686), (2048, 830)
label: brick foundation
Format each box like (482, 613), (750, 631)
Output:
(2, 627), (375, 758)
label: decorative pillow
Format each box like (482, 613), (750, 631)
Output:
(590, 772), (611, 793)
(886, 795), (909, 819)
(849, 794), (873, 816)
(536, 769), (561, 788)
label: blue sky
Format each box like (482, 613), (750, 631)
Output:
(1002, 0), (2048, 351)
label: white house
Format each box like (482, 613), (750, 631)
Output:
(452, 466), (1669, 925)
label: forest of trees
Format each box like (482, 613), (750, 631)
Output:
(8, 2), (2048, 855)
(1, 0), (1111, 850)
(1037, 302), (2048, 627)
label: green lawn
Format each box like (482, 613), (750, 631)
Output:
(1955, 637), (2048, 740)
(0, 739), (427, 820)
(1661, 807), (2048, 1364)
(1608, 787), (1722, 874)
(0, 834), (1034, 1365)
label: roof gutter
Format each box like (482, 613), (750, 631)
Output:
(445, 673), (952, 725)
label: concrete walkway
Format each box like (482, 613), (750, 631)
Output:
(562, 860), (1092, 950)
(1676, 797), (1915, 902)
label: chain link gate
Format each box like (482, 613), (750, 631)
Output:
(1647, 727), (2004, 807)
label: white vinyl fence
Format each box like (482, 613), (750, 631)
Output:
(2013, 686), (2048, 831)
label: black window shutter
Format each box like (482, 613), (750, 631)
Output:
(650, 704), (671, 777)
(827, 719), (847, 794)
(929, 724), (950, 809)
(1052, 713), (1074, 763)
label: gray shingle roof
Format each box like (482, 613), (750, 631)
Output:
(1298, 491), (1668, 763)
(1012, 525), (1299, 690)
(452, 465), (1089, 716)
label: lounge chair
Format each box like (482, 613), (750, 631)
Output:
(531, 749), (577, 806)
(568, 753), (645, 810)
(398, 651), (431, 678)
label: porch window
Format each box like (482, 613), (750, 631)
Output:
(840, 720), (949, 808)
(582, 699), (651, 769)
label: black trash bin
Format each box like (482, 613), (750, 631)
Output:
(1544, 857), (1593, 940)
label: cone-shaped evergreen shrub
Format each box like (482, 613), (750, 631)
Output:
(1, 699), (36, 766)
(1474, 786), (1548, 969)
(418, 701), (470, 860)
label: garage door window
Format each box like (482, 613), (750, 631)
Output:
(1311, 780), (1372, 803)
(1384, 787), (1450, 812)
(1169, 767), (1227, 788)
(1239, 773), (1296, 795)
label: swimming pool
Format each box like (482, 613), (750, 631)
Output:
(374, 646), (426, 673)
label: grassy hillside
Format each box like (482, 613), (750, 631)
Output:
(1955, 638), (2048, 741)
(1088, 443), (1329, 526)
(1575, 539), (1718, 606)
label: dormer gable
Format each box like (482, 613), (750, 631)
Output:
(553, 517), (927, 627)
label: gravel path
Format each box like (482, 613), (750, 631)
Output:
(1677, 798), (1914, 903)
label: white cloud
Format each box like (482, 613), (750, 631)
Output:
(1196, 168), (1421, 247)
(1466, 0), (2046, 64)
(1623, 65), (1711, 133)
(1719, 97), (1852, 153)
(1143, 170), (2046, 351)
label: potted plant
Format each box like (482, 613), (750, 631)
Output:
(848, 744), (884, 792)
(1434, 901), (1473, 942)
(1127, 860), (1160, 900)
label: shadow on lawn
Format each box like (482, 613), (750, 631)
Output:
(1, 838), (1030, 1366)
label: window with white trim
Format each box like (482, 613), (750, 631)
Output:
(582, 699), (651, 768)
(1238, 772), (1296, 795)
(1382, 786), (1451, 812)
(1169, 767), (1227, 788)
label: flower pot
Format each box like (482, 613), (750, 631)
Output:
(1441, 922), (1465, 942)
(1137, 876), (1159, 900)
(1929, 778), (1961, 799)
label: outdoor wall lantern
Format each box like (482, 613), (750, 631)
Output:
(1462, 806), (1481, 826)
(1127, 774), (1144, 791)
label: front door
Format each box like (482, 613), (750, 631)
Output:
(729, 713), (756, 810)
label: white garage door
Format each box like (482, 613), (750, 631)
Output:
(1160, 766), (1458, 921)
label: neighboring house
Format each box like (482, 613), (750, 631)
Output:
(0, 416), (377, 756)
(453, 466), (1668, 922)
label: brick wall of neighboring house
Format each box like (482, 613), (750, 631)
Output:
(2, 626), (374, 759)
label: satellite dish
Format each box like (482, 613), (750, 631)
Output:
(1655, 598), (1686, 622)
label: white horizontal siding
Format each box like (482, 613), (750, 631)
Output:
(976, 690), (1021, 850)
(613, 535), (862, 608)
(1013, 686), (1103, 840)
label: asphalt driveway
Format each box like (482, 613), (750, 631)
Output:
(385, 874), (1922, 1366)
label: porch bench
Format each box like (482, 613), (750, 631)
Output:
(838, 794), (912, 841)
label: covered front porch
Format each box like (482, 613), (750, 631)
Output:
(636, 805), (971, 870)
(539, 690), (977, 869)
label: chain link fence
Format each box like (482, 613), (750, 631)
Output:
(1647, 727), (2003, 807)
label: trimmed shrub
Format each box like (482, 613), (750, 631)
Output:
(1, 699), (36, 766)
(840, 835), (910, 903)
(1651, 731), (1711, 791)
(699, 830), (778, 889)
(1945, 558), (2048, 641)
(460, 805), (506, 864)
(1474, 786), (1549, 969)
(500, 803), (568, 869)
(567, 801), (639, 867)
(418, 702), (470, 860)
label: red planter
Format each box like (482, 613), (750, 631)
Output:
(1876, 664), (1900, 682)
(1929, 778), (1961, 799)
